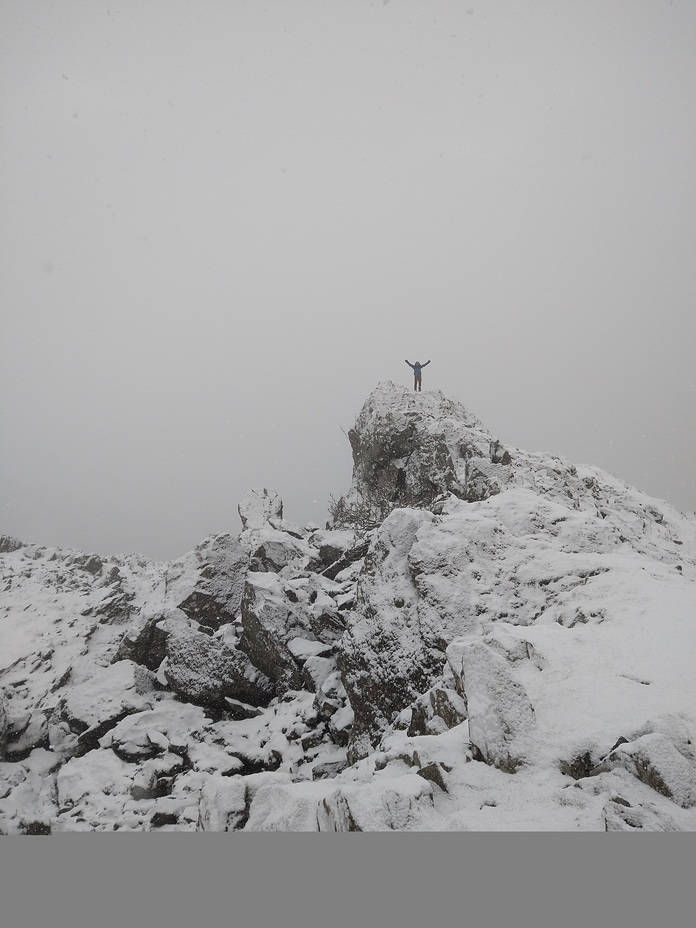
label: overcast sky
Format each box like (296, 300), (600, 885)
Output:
(2, 0), (695, 561)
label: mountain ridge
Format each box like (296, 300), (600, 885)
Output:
(1, 383), (694, 831)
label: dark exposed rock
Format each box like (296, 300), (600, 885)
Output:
(164, 625), (274, 710)
(0, 535), (24, 553)
(176, 534), (249, 631)
(446, 639), (535, 772)
(113, 610), (172, 670)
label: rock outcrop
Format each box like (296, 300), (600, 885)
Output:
(1, 382), (695, 832)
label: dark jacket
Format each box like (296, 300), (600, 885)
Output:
(405, 360), (430, 377)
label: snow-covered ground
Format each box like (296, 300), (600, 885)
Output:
(1, 383), (694, 831)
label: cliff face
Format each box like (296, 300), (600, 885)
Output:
(2, 384), (695, 832)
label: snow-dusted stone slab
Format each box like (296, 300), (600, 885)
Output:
(597, 733), (696, 809)
(99, 702), (209, 761)
(59, 660), (158, 746)
(164, 625), (274, 710)
(446, 639), (535, 772)
(239, 572), (313, 691)
(337, 508), (444, 762)
(197, 774), (249, 831)
(238, 488), (283, 530)
(316, 775), (436, 832)
(246, 528), (317, 574)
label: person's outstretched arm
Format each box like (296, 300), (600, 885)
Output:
(422, 360), (431, 368)
(405, 360), (414, 369)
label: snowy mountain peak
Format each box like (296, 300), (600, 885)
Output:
(1, 386), (695, 831)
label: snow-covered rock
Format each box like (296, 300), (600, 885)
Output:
(338, 508), (445, 763)
(56, 660), (158, 753)
(239, 572), (314, 692)
(238, 488), (283, 531)
(2, 382), (695, 832)
(163, 625), (274, 710)
(446, 640), (536, 772)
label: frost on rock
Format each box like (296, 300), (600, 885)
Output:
(317, 775), (436, 832)
(57, 660), (158, 753)
(596, 733), (696, 809)
(174, 533), (249, 631)
(239, 572), (314, 692)
(331, 381), (503, 528)
(338, 508), (444, 762)
(164, 625), (274, 710)
(447, 639), (536, 772)
(238, 489), (283, 531)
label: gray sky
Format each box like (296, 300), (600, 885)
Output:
(2, 0), (695, 560)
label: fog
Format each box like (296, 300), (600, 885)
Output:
(2, 0), (695, 560)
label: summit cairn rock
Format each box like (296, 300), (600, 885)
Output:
(330, 381), (510, 528)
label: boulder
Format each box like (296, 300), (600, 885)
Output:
(337, 508), (445, 762)
(239, 573), (314, 692)
(446, 639), (535, 772)
(175, 534), (249, 631)
(317, 776), (436, 831)
(407, 686), (468, 737)
(595, 733), (696, 808)
(99, 703), (208, 761)
(112, 609), (175, 670)
(164, 625), (274, 710)
(238, 489), (283, 531)
(58, 660), (158, 751)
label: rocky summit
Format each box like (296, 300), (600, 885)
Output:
(1, 382), (695, 832)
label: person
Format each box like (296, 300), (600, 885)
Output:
(405, 359), (430, 392)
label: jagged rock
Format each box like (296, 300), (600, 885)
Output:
(94, 591), (134, 625)
(244, 780), (336, 831)
(113, 609), (176, 670)
(3, 710), (49, 759)
(239, 572), (314, 692)
(238, 489), (283, 531)
(338, 508), (445, 762)
(198, 775), (249, 831)
(594, 733), (696, 808)
(446, 639), (535, 772)
(407, 686), (468, 737)
(332, 382), (496, 527)
(312, 758), (348, 780)
(175, 534), (249, 631)
(308, 591), (346, 644)
(0, 535), (24, 554)
(309, 529), (360, 569)
(246, 528), (316, 574)
(163, 625), (274, 710)
(57, 660), (158, 751)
